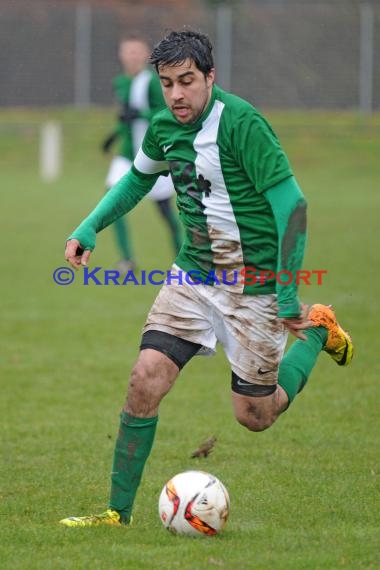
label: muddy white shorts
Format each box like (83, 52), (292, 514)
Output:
(143, 266), (288, 385)
(105, 156), (175, 201)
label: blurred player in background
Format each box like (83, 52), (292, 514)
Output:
(102, 34), (182, 272)
(61, 29), (353, 528)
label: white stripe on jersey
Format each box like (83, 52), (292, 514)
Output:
(134, 148), (169, 175)
(194, 100), (245, 292)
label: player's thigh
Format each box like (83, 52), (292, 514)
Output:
(220, 294), (287, 430)
(143, 270), (217, 350)
(220, 293), (287, 385)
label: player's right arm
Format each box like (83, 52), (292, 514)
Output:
(65, 168), (157, 268)
(66, 127), (168, 268)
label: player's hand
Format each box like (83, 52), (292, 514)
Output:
(101, 132), (118, 154)
(280, 303), (313, 340)
(65, 239), (91, 270)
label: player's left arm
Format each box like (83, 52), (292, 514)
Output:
(230, 108), (308, 326)
(264, 175), (307, 319)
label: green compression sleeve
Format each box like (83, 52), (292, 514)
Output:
(68, 168), (159, 250)
(264, 176), (307, 318)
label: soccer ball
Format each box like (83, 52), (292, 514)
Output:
(158, 470), (230, 537)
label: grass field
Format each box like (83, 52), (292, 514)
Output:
(1, 107), (379, 570)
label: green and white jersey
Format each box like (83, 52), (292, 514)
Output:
(134, 85), (293, 295)
(112, 69), (165, 160)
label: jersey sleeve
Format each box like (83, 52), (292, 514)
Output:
(232, 110), (293, 193)
(137, 122), (168, 171)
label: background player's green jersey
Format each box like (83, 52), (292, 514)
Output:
(112, 70), (165, 160)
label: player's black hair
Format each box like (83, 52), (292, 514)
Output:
(149, 30), (214, 76)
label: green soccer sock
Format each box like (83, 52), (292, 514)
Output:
(109, 412), (158, 523)
(278, 326), (328, 405)
(112, 216), (133, 261)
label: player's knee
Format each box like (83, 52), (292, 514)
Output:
(235, 410), (276, 432)
(126, 363), (157, 416)
(129, 360), (154, 395)
(232, 375), (278, 431)
(126, 350), (178, 417)
(126, 362), (154, 412)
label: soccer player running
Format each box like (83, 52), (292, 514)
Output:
(61, 30), (353, 527)
(102, 34), (182, 272)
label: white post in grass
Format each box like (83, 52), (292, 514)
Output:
(359, 2), (374, 114)
(40, 121), (62, 182)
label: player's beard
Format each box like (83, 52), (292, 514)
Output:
(172, 86), (212, 124)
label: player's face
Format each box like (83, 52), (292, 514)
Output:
(158, 60), (215, 124)
(119, 40), (149, 76)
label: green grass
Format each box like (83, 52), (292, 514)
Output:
(1, 107), (379, 569)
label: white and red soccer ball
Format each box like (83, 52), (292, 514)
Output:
(158, 470), (230, 537)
